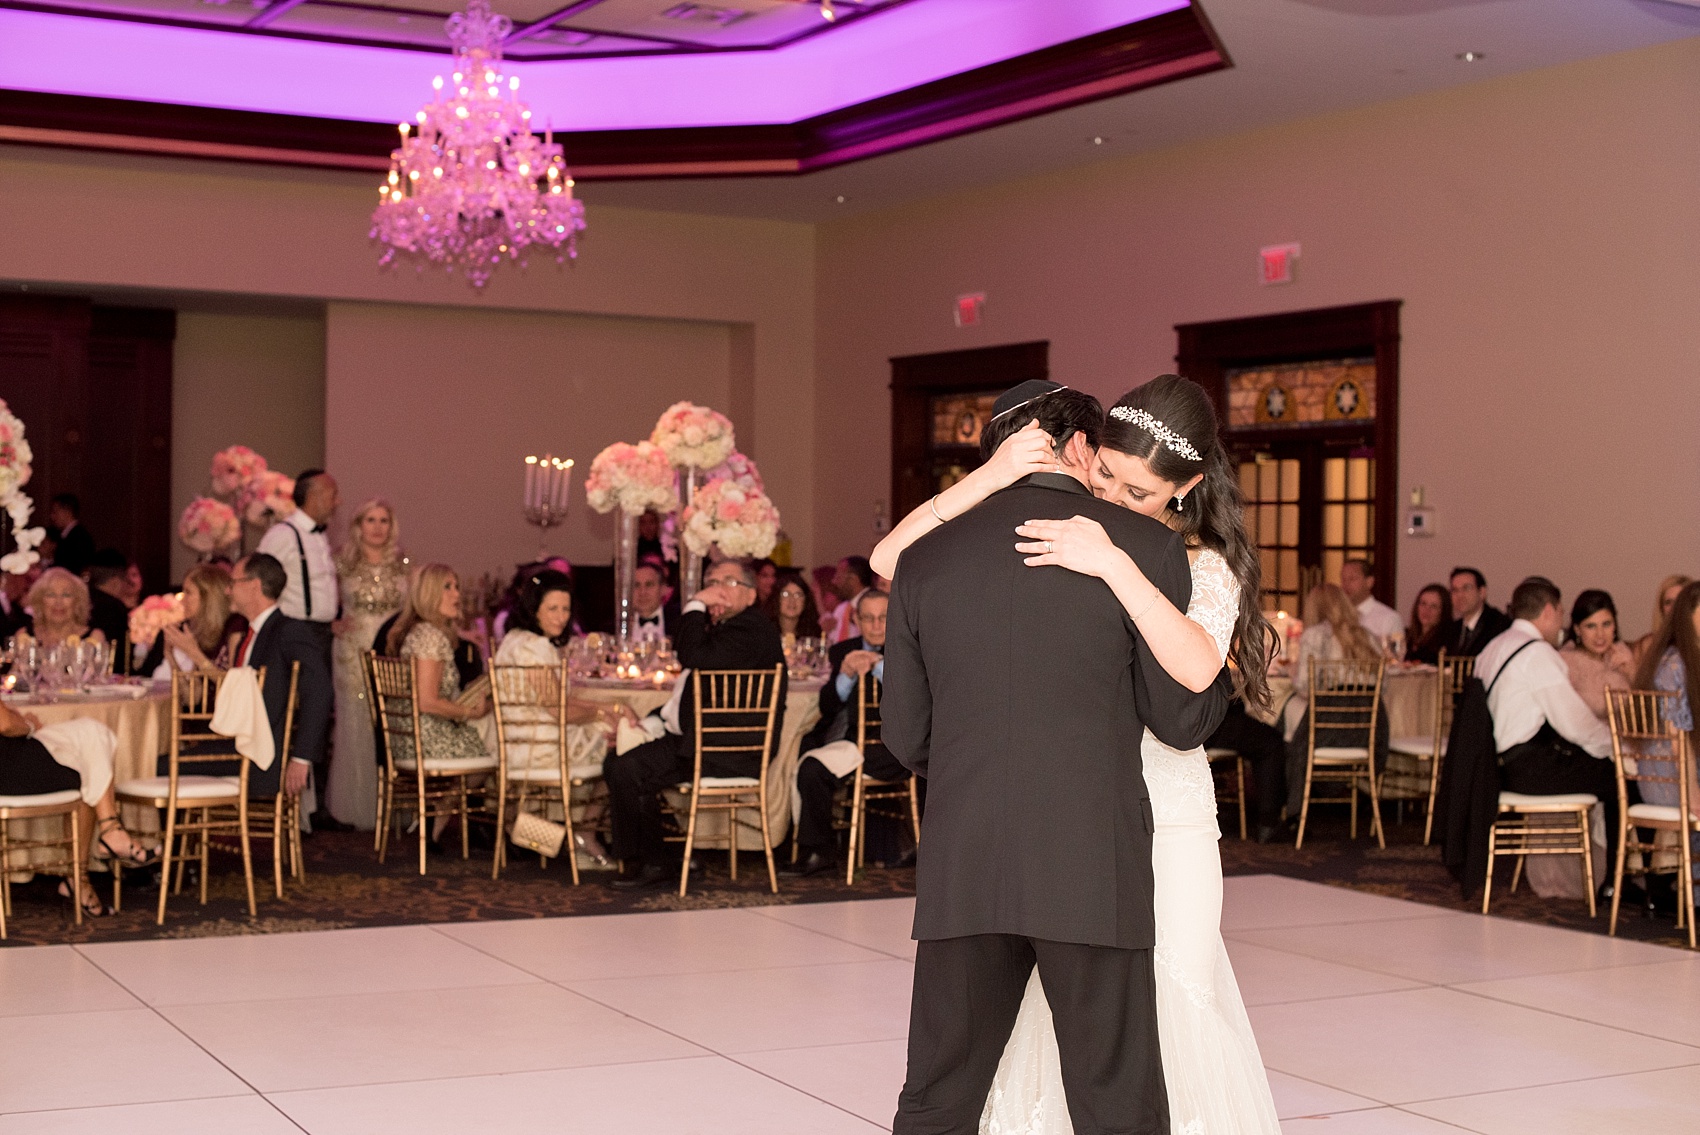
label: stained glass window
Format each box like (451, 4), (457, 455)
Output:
(1226, 359), (1376, 430)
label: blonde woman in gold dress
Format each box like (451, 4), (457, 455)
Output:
(330, 499), (408, 829)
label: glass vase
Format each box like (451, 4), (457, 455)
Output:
(679, 466), (703, 604)
(614, 506), (639, 646)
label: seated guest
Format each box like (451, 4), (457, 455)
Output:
(753, 558), (778, 606)
(0, 699), (155, 917)
(492, 568), (633, 755)
(225, 554), (333, 800)
(635, 509), (666, 565)
(46, 494), (95, 576)
(0, 566), (35, 642)
(1207, 693), (1289, 843)
(1406, 584), (1452, 665)
(1633, 579), (1700, 896)
(762, 568), (821, 643)
(784, 589), (908, 877)
(87, 554), (137, 669)
(385, 563), (491, 769)
(1340, 558), (1402, 645)
(824, 556), (876, 644)
(1632, 574), (1693, 666)
(1479, 576), (1623, 888)
(628, 560), (678, 644)
(604, 558), (785, 890)
(20, 567), (103, 648)
(1447, 566), (1512, 657)
(1283, 583), (1385, 813)
(147, 563), (246, 678)
(1560, 589), (1634, 721)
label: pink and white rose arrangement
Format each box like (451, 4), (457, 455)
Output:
(210, 445), (267, 497)
(650, 402), (735, 470)
(178, 497), (241, 555)
(681, 478), (780, 559)
(585, 441), (680, 515)
(237, 469), (297, 527)
(128, 592), (186, 651)
(0, 400), (45, 575)
(704, 451), (765, 495)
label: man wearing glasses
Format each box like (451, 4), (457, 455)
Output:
(605, 558), (786, 890)
(226, 554), (334, 799)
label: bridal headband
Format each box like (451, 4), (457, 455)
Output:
(1109, 405), (1202, 462)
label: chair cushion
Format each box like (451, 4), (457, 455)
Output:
(506, 764), (603, 783)
(0, 789), (83, 809)
(1627, 803), (1700, 824)
(1313, 747), (1370, 762)
(116, 775), (241, 801)
(1498, 791), (1598, 808)
(394, 757), (498, 774)
(677, 777), (761, 790)
(1389, 735), (1442, 758)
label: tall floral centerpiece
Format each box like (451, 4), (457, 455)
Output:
(681, 478), (781, 563)
(0, 401), (46, 575)
(585, 440), (679, 643)
(650, 402), (735, 603)
(178, 497), (242, 560)
(194, 444), (294, 556)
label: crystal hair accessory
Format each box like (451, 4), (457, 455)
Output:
(1109, 406), (1203, 462)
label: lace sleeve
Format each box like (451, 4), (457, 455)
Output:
(1187, 548), (1240, 666)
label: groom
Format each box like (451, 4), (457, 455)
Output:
(883, 380), (1230, 1134)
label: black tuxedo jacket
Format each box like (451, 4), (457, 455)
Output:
(89, 590), (131, 671)
(243, 609), (333, 795)
(803, 635), (882, 753)
(671, 605), (787, 774)
(1448, 605), (1512, 658)
(884, 473), (1229, 949)
(51, 524), (96, 576)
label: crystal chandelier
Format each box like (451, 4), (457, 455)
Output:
(370, 0), (586, 288)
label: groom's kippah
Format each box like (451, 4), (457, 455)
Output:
(991, 379), (1068, 422)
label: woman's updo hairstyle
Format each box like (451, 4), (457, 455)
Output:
(1101, 374), (1274, 710)
(508, 568), (574, 639)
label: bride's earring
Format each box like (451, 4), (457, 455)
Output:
(1174, 494), (1185, 512)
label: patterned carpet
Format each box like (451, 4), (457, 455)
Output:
(0, 810), (1689, 949)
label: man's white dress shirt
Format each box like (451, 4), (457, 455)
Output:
(1355, 595), (1405, 642)
(257, 510), (336, 624)
(1477, 619), (1612, 758)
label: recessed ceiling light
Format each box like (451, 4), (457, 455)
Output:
(835, 195), (847, 204)
(1456, 51), (1485, 62)
(1092, 136), (1103, 145)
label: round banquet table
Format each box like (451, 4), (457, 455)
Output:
(1254, 665), (1440, 801)
(573, 674), (824, 846)
(2, 683), (171, 874)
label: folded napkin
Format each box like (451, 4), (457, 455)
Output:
(790, 740), (863, 827)
(615, 714), (667, 756)
(210, 666), (275, 770)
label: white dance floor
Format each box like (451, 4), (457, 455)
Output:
(1, 874), (1696, 1134)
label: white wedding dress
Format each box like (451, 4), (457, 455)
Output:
(980, 548), (1280, 1135)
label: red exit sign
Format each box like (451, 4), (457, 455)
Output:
(1260, 243), (1300, 286)
(955, 292), (986, 327)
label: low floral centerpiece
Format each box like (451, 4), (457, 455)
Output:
(178, 497), (241, 556)
(585, 441), (680, 515)
(681, 478), (780, 559)
(650, 402), (735, 470)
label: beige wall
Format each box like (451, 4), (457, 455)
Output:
(814, 37), (1700, 637)
(326, 302), (733, 576)
(0, 145), (817, 568)
(171, 310), (326, 581)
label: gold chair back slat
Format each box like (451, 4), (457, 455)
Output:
(1297, 656), (1387, 851)
(1603, 688), (1696, 949)
(674, 665), (786, 897)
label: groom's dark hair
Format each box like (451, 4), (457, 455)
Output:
(979, 388), (1103, 462)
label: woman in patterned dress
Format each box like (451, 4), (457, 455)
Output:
(873, 375), (1281, 1134)
(330, 500), (408, 829)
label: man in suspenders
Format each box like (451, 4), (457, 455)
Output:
(258, 470), (343, 831)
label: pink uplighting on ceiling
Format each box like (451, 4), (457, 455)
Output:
(0, 1), (1188, 129)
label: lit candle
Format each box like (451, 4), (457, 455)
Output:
(525, 455), (538, 509)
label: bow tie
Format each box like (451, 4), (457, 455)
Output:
(311, 523), (328, 534)
(638, 615), (661, 626)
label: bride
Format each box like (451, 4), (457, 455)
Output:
(872, 375), (1280, 1134)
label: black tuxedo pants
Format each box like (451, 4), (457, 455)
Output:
(794, 746), (910, 858)
(603, 734), (758, 868)
(894, 934), (1168, 1135)
(1500, 732), (1629, 877)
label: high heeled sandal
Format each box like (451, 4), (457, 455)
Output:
(58, 879), (110, 918)
(96, 816), (161, 869)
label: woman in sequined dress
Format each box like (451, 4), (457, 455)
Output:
(330, 499), (408, 829)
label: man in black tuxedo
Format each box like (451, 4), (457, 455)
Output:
(47, 494), (96, 577)
(86, 557), (135, 667)
(628, 559), (680, 644)
(784, 588), (908, 877)
(220, 553), (334, 799)
(882, 382), (1229, 1135)
(605, 558), (786, 889)
(1447, 566), (1511, 657)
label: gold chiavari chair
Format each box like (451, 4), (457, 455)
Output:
(0, 787), (85, 939)
(115, 668), (263, 924)
(1296, 657), (1387, 850)
(489, 662), (603, 885)
(1483, 793), (1599, 918)
(1205, 748), (1248, 840)
(370, 652), (499, 875)
(1387, 651), (1475, 845)
(672, 665), (785, 897)
(843, 671), (920, 884)
(1606, 689), (1696, 949)
(363, 650), (387, 853)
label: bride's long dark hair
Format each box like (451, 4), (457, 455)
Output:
(1100, 374), (1274, 710)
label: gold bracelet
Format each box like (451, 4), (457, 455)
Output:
(929, 495), (946, 523)
(1131, 590), (1162, 621)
